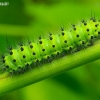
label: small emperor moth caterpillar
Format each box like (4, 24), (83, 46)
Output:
(1, 17), (100, 75)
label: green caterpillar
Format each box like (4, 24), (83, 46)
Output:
(1, 17), (100, 75)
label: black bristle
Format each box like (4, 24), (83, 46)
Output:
(50, 37), (53, 40)
(72, 24), (75, 27)
(10, 51), (13, 55)
(61, 27), (64, 31)
(81, 20), (85, 23)
(2, 55), (5, 59)
(30, 44), (33, 49)
(20, 47), (24, 51)
(39, 36), (42, 40)
(48, 32), (52, 36)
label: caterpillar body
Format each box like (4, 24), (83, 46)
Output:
(1, 18), (100, 75)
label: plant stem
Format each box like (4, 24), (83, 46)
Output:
(0, 42), (100, 96)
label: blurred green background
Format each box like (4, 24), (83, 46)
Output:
(0, 0), (100, 100)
